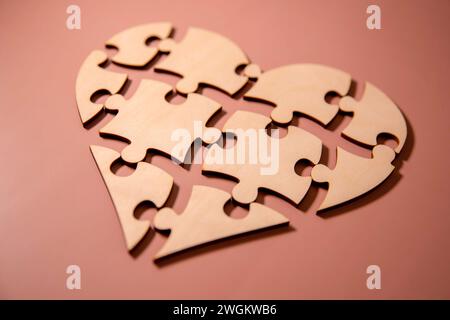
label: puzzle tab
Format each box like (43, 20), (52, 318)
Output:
(101, 79), (222, 164)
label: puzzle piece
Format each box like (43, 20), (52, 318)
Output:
(153, 185), (289, 259)
(105, 22), (173, 67)
(203, 111), (322, 204)
(90, 145), (173, 250)
(155, 27), (260, 95)
(76, 50), (128, 123)
(101, 79), (221, 163)
(244, 64), (351, 125)
(311, 145), (395, 211)
(339, 82), (407, 153)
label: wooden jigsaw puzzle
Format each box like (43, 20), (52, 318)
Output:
(203, 111), (322, 205)
(75, 22), (408, 261)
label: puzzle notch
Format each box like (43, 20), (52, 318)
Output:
(105, 22), (173, 67)
(153, 185), (289, 259)
(75, 50), (128, 124)
(90, 145), (173, 250)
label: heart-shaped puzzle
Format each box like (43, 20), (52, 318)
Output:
(75, 23), (407, 261)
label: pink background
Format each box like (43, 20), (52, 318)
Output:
(1, 0), (449, 299)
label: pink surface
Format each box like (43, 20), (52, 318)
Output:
(1, 0), (449, 299)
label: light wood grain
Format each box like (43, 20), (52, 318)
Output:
(339, 82), (407, 153)
(156, 27), (259, 95)
(153, 185), (289, 259)
(101, 79), (221, 164)
(76, 50), (127, 123)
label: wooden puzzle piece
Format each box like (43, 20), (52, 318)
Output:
(339, 82), (407, 153)
(90, 145), (173, 250)
(76, 50), (128, 123)
(155, 27), (260, 95)
(153, 185), (289, 259)
(105, 22), (173, 67)
(244, 64), (352, 125)
(203, 111), (322, 204)
(311, 145), (395, 211)
(101, 79), (221, 164)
